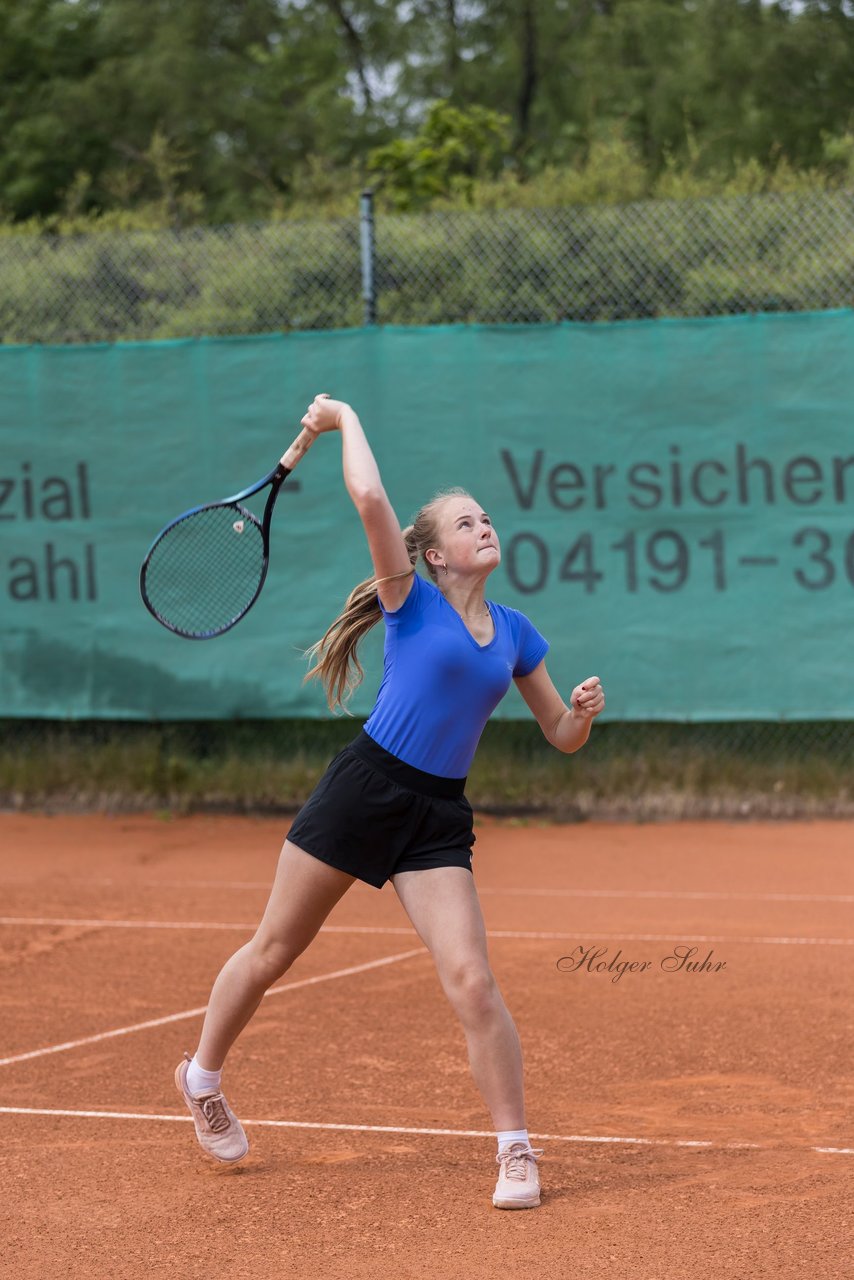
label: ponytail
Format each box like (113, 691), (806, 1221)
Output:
(302, 530), (417, 713)
(303, 490), (471, 712)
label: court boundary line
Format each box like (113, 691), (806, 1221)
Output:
(8, 877), (854, 904)
(0, 946), (427, 1068)
(2, 916), (853, 946)
(0, 1105), (851, 1157)
(481, 887), (854, 904)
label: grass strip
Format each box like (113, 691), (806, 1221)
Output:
(1, 719), (852, 820)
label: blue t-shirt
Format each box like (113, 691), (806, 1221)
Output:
(363, 573), (549, 777)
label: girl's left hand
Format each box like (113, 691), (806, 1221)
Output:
(571, 676), (605, 719)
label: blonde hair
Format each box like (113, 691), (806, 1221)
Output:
(304, 488), (472, 712)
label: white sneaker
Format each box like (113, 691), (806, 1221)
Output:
(174, 1053), (249, 1164)
(493, 1142), (544, 1209)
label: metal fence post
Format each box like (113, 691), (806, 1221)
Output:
(359, 189), (377, 326)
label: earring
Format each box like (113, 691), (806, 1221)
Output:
(442, 563), (448, 575)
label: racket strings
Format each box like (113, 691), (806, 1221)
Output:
(142, 503), (266, 637)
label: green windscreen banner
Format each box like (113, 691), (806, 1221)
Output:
(1, 313), (852, 721)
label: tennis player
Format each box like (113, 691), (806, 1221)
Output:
(175, 394), (605, 1209)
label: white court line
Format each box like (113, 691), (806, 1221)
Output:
(6, 876), (854, 904)
(480, 887), (854, 904)
(1, 916), (854, 946)
(0, 947), (426, 1069)
(0, 916), (263, 932)
(485, 931), (854, 946)
(0, 1106), (851, 1157)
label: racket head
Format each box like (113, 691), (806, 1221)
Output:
(140, 501), (269, 639)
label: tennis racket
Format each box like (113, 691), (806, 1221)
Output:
(140, 426), (315, 638)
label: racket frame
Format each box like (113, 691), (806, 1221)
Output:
(139, 428), (314, 639)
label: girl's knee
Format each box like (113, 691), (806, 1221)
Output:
(247, 935), (298, 986)
(445, 964), (501, 1021)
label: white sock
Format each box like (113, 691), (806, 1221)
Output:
(186, 1057), (222, 1096)
(497, 1128), (530, 1153)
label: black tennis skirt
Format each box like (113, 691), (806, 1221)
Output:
(285, 730), (476, 889)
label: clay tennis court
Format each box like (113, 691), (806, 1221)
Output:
(2, 811), (851, 1279)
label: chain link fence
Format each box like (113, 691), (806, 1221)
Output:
(1, 190), (853, 342)
(2, 189), (852, 812)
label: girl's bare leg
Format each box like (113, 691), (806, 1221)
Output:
(391, 866), (525, 1131)
(194, 840), (355, 1070)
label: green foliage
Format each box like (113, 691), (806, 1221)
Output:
(0, 217), (364, 342)
(446, 132), (650, 210)
(820, 130), (854, 185)
(0, 0), (374, 224)
(1, 2), (853, 341)
(368, 102), (512, 210)
(1, 1), (854, 226)
(451, 127), (854, 211)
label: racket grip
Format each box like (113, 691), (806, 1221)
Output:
(279, 427), (317, 473)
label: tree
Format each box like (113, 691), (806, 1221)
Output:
(368, 101), (511, 209)
(1, 0), (853, 225)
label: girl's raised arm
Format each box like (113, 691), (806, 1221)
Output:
(301, 395), (413, 611)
